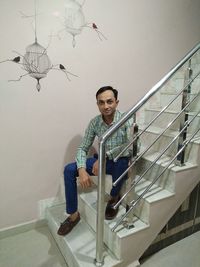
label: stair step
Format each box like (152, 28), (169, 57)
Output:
(136, 151), (197, 192)
(138, 124), (200, 163)
(46, 204), (123, 267)
(143, 108), (200, 132)
(90, 175), (174, 225)
(79, 187), (149, 260)
(135, 177), (174, 202)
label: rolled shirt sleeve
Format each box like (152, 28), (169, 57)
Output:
(75, 119), (96, 169)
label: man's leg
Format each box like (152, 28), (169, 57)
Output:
(110, 157), (129, 197)
(64, 157), (97, 214)
(105, 157), (129, 220)
(64, 162), (78, 215)
(57, 157), (97, 235)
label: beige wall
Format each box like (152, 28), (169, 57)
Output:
(0, 0), (200, 229)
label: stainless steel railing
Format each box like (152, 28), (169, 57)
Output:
(112, 108), (200, 230)
(113, 69), (200, 189)
(95, 42), (200, 266)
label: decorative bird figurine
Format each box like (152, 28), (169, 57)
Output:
(59, 64), (65, 70)
(12, 56), (20, 63)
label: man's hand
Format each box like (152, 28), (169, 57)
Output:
(92, 160), (99, 176)
(78, 168), (93, 189)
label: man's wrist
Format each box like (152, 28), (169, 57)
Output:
(78, 167), (86, 175)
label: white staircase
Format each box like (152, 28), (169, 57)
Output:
(46, 46), (200, 267)
(46, 162), (200, 267)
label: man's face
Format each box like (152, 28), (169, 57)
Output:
(96, 90), (119, 119)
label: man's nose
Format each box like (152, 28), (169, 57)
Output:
(104, 102), (109, 109)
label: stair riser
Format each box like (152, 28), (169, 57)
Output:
(144, 109), (179, 131)
(136, 158), (175, 193)
(78, 192), (122, 259)
(140, 130), (178, 158)
(139, 130), (199, 164)
(159, 93), (182, 112)
(191, 77), (200, 93)
(91, 176), (151, 225)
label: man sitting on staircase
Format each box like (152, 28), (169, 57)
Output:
(57, 86), (132, 236)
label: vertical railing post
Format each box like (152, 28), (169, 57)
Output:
(124, 116), (138, 229)
(94, 139), (106, 266)
(176, 59), (192, 165)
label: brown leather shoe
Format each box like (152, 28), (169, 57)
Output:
(57, 212), (80, 236)
(105, 195), (120, 220)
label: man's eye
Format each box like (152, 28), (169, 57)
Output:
(107, 100), (113, 104)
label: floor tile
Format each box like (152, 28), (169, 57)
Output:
(0, 226), (68, 267)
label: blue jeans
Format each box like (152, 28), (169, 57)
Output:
(64, 155), (129, 214)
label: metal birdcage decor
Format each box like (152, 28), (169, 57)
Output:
(23, 41), (52, 91)
(0, 0), (78, 92)
(64, 0), (86, 47)
(61, 0), (106, 47)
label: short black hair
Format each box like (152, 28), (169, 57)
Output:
(96, 86), (118, 100)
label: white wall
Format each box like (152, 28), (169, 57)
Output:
(0, 0), (200, 229)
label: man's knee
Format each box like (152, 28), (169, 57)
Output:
(64, 162), (77, 179)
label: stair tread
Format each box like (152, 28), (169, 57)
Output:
(144, 107), (178, 114)
(139, 124), (179, 136)
(79, 189), (149, 238)
(139, 123), (200, 142)
(139, 150), (197, 171)
(92, 175), (175, 206)
(144, 107), (200, 116)
(135, 177), (174, 203)
(47, 204), (122, 267)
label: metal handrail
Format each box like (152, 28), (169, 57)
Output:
(113, 108), (200, 212)
(95, 42), (200, 266)
(114, 70), (200, 162)
(99, 43), (200, 145)
(112, 123), (200, 231)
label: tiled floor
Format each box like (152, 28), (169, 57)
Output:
(0, 225), (200, 267)
(140, 230), (200, 267)
(0, 226), (68, 267)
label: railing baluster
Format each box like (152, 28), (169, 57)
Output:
(124, 119), (138, 229)
(176, 59), (193, 165)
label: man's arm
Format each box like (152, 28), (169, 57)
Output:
(76, 119), (96, 168)
(76, 119), (96, 188)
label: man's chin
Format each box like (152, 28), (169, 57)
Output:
(104, 110), (112, 115)
(103, 113), (112, 117)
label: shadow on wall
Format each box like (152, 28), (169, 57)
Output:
(63, 134), (98, 165)
(63, 134), (83, 165)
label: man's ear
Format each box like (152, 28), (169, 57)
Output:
(116, 100), (119, 105)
